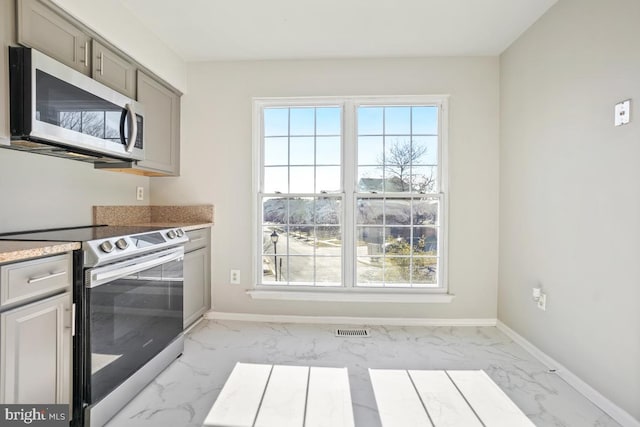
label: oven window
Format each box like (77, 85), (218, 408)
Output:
(88, 257), (183, 403)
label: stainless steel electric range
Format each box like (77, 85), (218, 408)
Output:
(0, 225), (189, 427)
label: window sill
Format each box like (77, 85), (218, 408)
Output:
(246, 290), (455, 303)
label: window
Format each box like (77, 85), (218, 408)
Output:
(255, 96), (447, 292)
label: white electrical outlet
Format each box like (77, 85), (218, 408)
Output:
(537, 293), (547, 311)
(614, 99), (631, 126)
(136, 186), (144, 201)
(230, 269), (240, 284)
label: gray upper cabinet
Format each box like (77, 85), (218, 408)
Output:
(136, 71), (181, 176)
(17, 0), (91, 75)
(92, 40), (136, 99)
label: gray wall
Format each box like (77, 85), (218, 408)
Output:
(0, 149), (148, 233)
(499, 0), (640, 420)
(151, 57), (500, 319)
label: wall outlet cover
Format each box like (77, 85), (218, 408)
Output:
(614, 99), (631, 126)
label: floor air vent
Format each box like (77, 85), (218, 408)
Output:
(335, 328), (371, 337)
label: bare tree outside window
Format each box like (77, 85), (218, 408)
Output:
(378, 139), (435, 193)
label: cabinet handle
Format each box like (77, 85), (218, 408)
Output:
(83, 41), (89, 66)
(65, 303), (76, 336)
(27, 271), (66, 284)
(99, 52), (104, 75)
(190, 237), (205, 242)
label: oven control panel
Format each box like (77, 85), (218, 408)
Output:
(85, 228), (188, 267)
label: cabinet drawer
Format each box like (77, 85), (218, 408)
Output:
(1, 254), (72, 308)
(184, 229), (209, 253)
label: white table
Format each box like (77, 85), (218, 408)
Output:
(369, 369), (536, 427)
(203, 362), (355, 427)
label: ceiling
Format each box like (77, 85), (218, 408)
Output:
(119, 0), (558, 62)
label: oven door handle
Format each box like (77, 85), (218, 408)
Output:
(87, 249), (184, 288)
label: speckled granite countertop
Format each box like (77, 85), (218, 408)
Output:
(0, 241), (81, 263)
(94, 205), (214, 227)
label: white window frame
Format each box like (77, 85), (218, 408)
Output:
(251, 95), (450, 302)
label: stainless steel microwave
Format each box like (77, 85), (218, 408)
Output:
(6, 47), (144, 164)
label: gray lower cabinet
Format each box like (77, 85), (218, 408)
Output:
(183, 228), (211, 328)
(92, 40), (136, 99)
(136, 71), (181, 176)
(0, 291), (72, 404)
(16, 0), (91, 75)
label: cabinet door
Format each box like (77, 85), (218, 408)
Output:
(0, 292), (72, 404)
(17, 0), (90, 74)
(92, 40), (136, 98)
(183, 248), (208, 328)
(136, 71), (181, 176)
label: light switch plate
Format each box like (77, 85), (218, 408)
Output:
(614, 99), (631, 126)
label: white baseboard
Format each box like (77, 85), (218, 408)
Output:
(205, 310), (497, 327)
(496, 320), (640, 427)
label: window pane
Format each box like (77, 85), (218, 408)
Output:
(290, 137), (314, 165)
(356, 226), (385, 246)
(290, 166), (314, 193)
(413, 198), (439, 225)
(264, 167), (288, 193)
(262, 226), (288, 255)
(356, 199), (384, 224)
(288, 228), (314, 255)
(384, 106), (411, 134)
(356, 257), (384, 285)
(316, 107), (341, 135)
(263, 197), (287, 224)
(315, 257), (342, 285)
(412, 227), (438, 255)
(412, 136), (438, 165)
(263, 254), (287, 284)
(315, 226), (342, 257)
(412, 259), (438, 286)
(264, 137), (288, 166)
(315, 198), (341, 225)
(288, 198), (314, 225)
(358, 167), (384, 192)
(316, 136), (340, 165)
(264, 108), (288, 136)
(412, 106), (438, 135)
(411, 166), (437, 193)
(358, 136), (383, 165)
(316, 166), (340, 193)
(290, 108), (315, 135)
(358, 107), (383, 135)
(384, 257), (411, 284)
(384, 199), (411, 225)
(383, 166), (410, 192)
(286, 256), (314, 283)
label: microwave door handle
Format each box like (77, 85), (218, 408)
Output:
(125, 103), (138, 153)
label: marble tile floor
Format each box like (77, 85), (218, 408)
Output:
(107, 320), (621, 427)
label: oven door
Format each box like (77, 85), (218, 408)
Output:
(84, 247), (183, 404)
